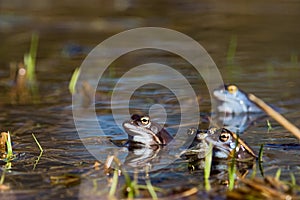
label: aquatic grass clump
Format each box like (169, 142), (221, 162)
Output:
(105, 155), (162, 199)
(0, 131), (15, 169)
(122, 170), (139, 199)
(121, 168), (162, 199)
(227, 169), (299, 199)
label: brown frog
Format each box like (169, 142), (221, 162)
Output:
(122, 115), (256, 161)
(197, 127), (257, 161)
(122, 114), (173, 148)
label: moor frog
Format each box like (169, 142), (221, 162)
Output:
(213, 84), (262, 114)
(122, 114), (173, 148)
(122, 115), (256, 161)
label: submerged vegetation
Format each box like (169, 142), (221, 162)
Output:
(104, 156), (163, 199)
(9, 33), (40, 104)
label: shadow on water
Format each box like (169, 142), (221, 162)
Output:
(0, 0), (300, 199)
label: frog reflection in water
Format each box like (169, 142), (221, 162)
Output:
(213, 84), (262, 114)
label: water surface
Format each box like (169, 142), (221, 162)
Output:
(0, 0), (300, 199)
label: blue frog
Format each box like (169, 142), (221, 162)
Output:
(213, 84), (262, 114)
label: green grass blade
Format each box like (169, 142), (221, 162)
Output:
(108, 169), (119, 198)
(290, 173), (296, 187)
(275, 168), (281, 181)
(255, 144), (265, 178)
(250, 163), (257, 179)
(258, 144), (264, 163)
(6, 131), (13, 159)
(69, 68), (80, 94)
(0, 172), (5, 185)
(228, 161), (236, 191)
(204, 143), (213, 191)
(26, 32), (39, 83)
(122, 170), (136, 198)
(32, 133), (43, 170)
(32, 133), (43, 152)
(228, 134), (239, 191)
(146, 179), (158, 200)
(267, 120), (272, 132)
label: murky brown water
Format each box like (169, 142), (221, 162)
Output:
(1, 0), (300, 199)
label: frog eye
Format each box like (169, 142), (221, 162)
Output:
(227, 85), (238, 94)
(219, 132), (231, 142)
(140, 116), (150, 125)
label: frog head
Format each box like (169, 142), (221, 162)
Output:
(122, 114), (173, 147)
(205, 128), (257, 161)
